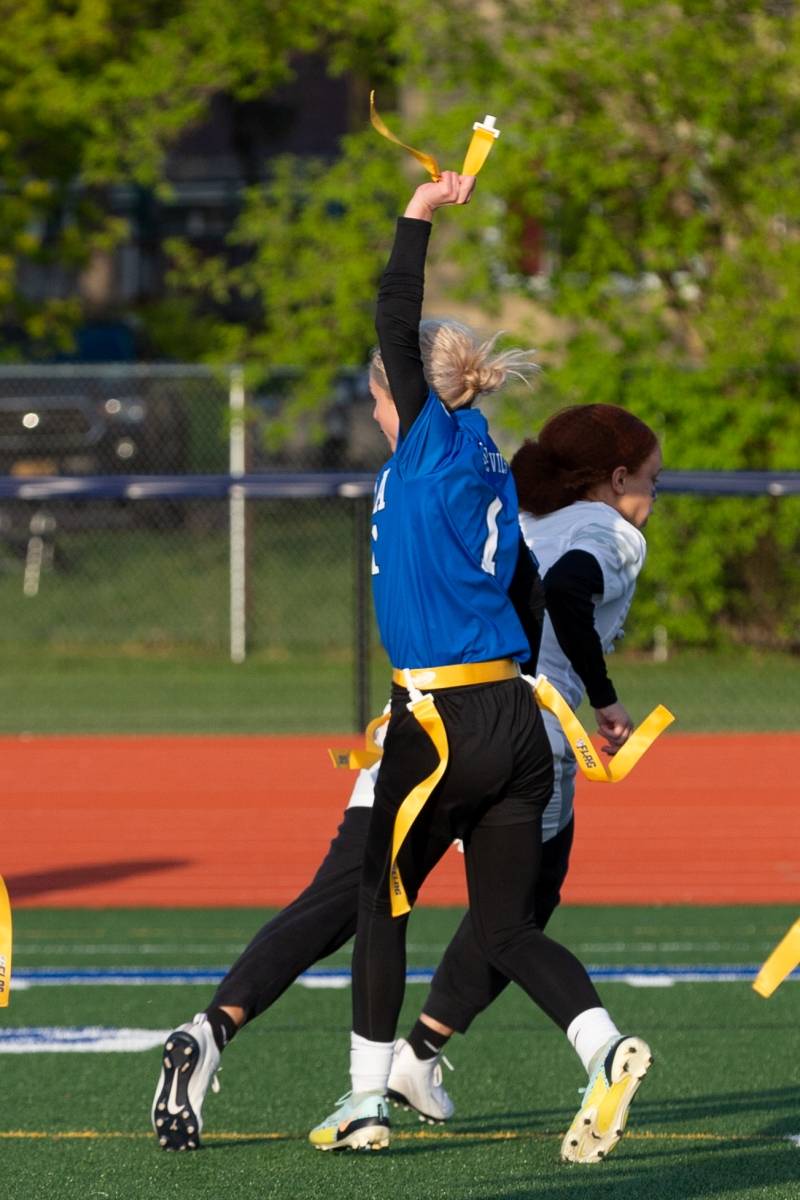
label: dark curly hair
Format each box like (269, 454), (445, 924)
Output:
(512, 404), (658, 516)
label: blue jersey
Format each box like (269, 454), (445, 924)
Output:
(370, 390), (530, 669)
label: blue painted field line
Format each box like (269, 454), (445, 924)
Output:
(11, 965), (799, 987)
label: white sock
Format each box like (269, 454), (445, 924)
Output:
(566, 1008), (620, 1074)
(350, 1032), (394, 1096)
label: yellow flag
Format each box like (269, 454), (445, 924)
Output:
(753, 918), (800, 998)
(462, 116), (500, 175)
(370, 92), (441, 180)
(530, 674), (675, 783)
(0, 875), (12, 1008)
(329, 711), (390, 770)
(370, 95), (502, 181)
(389, 693), (449, 916)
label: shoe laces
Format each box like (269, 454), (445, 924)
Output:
(422, 1041), (454, 1087)
(189, 1013), (222, 1093)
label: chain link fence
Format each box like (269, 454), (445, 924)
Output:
(0, 364), (798, 732)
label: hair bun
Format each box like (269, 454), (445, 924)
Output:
(512, 405), (658, 516)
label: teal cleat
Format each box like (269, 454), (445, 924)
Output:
(309, 1091), (391, 1152)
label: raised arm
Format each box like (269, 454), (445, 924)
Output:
(375, 172), (475, 436)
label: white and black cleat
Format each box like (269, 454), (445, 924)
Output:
(386, 1038), (454, 1124)
(151, 1014), (221, 1151)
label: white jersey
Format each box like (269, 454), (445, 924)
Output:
(519, 500), (646, 711)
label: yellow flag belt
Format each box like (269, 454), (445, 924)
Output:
(370, 92), (500, 181)
(329, 672), (674, 917)
(0, 874), (12, 1008)
(330, 673), (674, 785)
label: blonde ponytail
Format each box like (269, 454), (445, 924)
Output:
(369, 319), (538, 409)
(419, 320), (538, 409)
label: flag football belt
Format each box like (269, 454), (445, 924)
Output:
(392, 657), (519, 691)
(329, 668), (675, 917)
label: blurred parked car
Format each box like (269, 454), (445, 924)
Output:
(0, 377), (189, 478)
(0, 321), (188, 478)
(250, 367), (385, 472)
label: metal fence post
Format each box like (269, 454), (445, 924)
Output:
(229, 365), (247, 663)
(353, 493), (372, 731)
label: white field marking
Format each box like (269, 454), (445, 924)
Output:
(10, 966), (800, 988)
(296, 975), (349, 989)
(18, 943), (249, 956)
(0, 1027), (171, 1053)
(21, 940), (770, 957)
(22, 941), (442, 959)
(621, 974), (675, 988)
(575, 941), (770, 953)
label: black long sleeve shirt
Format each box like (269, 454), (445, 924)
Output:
(543, 549), (618, 708)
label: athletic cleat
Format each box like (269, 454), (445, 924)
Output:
(560, 1035), (652, 1164)
(387, 1037), (454, 1124)
(308, 1091), (391, 1151)
(151, 1013), (221, 1151)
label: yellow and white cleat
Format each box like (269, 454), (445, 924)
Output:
(560, 1036), (652, 1164)
(309, 1091), (391, 1152)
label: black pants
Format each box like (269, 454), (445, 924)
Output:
(212, 805), (366, 1019)
(211, 803), (574, 1031)
(352, 679), (600, 1042)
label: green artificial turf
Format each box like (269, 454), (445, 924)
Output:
(2, 905), (798, 1199)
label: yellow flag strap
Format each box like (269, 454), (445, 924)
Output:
(0, 874), (12, 1008)
(752, 917), (800, 998)
(528, 674), (675, 783)
(330, 675), (673, 785)
(370, 93), (501, 181)
(391, 658), (517, 690)
(370, 91), (441, 181)
(328, 711), (390, 771)
(389, 693), (449, 917)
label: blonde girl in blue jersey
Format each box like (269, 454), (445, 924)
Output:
(309, 173), (652, 1161)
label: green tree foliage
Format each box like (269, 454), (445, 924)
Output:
(2, 0), (799, 646)
(186, 0), (799, 648)
(460, 0), (800, 650)
(0, 0), (386, 351)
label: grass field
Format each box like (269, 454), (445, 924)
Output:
(1, 646), (799, 733)
(3, 904), (798, 1200)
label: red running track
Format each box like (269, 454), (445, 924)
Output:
(2, 732), (798, 907)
